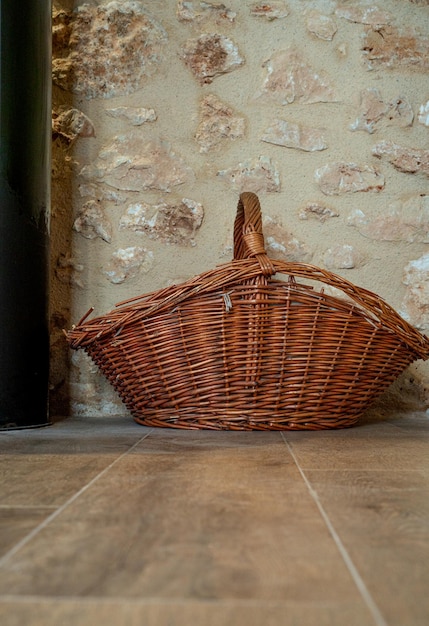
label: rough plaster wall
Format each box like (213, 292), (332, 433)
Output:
(51, 0), (429, 417)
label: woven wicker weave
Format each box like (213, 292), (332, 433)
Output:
(66, 192), (429, 430)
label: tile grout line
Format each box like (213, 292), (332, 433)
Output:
(0, 429), (153, 569)
(280, 433), (388, 626)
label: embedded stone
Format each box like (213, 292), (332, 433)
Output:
(104, 247), (154, 284)
(385, 97), (414, 127)
(73, 200), (112, 243)
(258, 48), (336, 105)
(362, 26), (429, 71)
(119, 198), (204, 245)
(306, 11), (337, 41)
(418, 101), (429, 127)
(80, 136), (194, 192)
(372, 141), (429, 176)
(218, 156), (280, 193)
(52, 8), (72, 51)
(315, 162), (385, 195)
(176, 1), (236, 24)
(299, 202), (339, 222)
(250, 2), (289, 20)
(195, 94), (245, 153)
(263, 216), (312, 263)
(78, 184), (128, 205)
(350, 89), (413, 133)
(52, 107), (95, 143)
(323, 244), (361, 270)
(105, 107), (157, 126)
(347, 195), (429, 243)
(180, 34), (244, 84)
(52, 2), (167, 98)
(261, 119), (327, 152)
(70, 352), (123, 417)
(52, 58), (74, 93)
(316, 285), (354, 304)
(55, 254), (84, 288)
(335, 5), (392, 25)
(69, 380), (123, 417)
(402, 254), (429, 330)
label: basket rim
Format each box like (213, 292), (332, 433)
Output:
(65, 257), (429, 360)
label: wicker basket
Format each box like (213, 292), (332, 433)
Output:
(66, 192), (429, 430)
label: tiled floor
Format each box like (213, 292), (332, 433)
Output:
(0, 406), (428, 626)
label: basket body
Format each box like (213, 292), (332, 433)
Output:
(67, 193), (429, 430)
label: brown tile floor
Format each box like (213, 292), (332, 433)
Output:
(0, 408), (428, 626)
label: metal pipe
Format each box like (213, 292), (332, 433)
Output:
(0, 1), (51, 428)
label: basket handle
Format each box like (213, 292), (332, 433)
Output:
(234, 192), (276, 277)
(233, 191), (404, 335)
(233, 192), (429, 357)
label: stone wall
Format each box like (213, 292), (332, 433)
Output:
(51, 0), (429, 417)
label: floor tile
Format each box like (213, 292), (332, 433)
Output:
(0, 416), (149, 507)
(0, 507), (53, 558)
(283, 420), (429, 470)
(0, 416), (147, 455)
(0, 597), (376, 626)
(304, 469), (429, 626)
(0, 455), (121, 507)
(0, 432), (366, 608)
(2, 414), (427, 625)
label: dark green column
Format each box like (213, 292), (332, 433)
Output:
(0, 2), (51, 428)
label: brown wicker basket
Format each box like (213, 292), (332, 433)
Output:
(66, 192), (429, 430)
